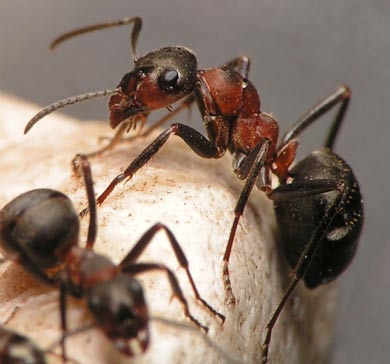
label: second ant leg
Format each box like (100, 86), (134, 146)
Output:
(59, 281), (68, 363)
(122, 262), (208, 332)
(73, 155), (98, 250)
(119, 223), (224, 321)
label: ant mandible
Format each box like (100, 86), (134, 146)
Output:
(0, 154), (223, 361)
(23, 18), (362, 347)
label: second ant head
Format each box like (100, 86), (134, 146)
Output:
(87, 274), (149, 353)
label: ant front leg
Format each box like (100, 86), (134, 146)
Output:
(95, 123), (224, 206)
(71, 113), (146, 166)
(71, 120), (131, 167)
(91, 94), (196, 160)
(121, 262), (209, 332)
(119, 94), (196, 144)
(119, 223), (224, 322)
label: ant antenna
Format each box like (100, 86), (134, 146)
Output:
(24, 89), (119, 134)
(50, 17), (142, 63)
(151, 316), (243, 364)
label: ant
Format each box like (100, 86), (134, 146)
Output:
(0, 155), (223, 361)
(24, 18), (363, 361)
(0, 326), (47, 364)
(0, 325), (80, 364)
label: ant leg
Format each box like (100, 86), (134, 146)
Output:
(95, 123), (224, 206)
(59, 281), (68, 363)
(73, 120), (130, 165)
(45, 323), (98, 361)
(223, 56), (251, 79)
(50, 17), (142, 62)
(114, 94), (196, 147)
(260, 180), (344, 363)
(122, 263), (209, 332)
(268, 179), (339, 201)
(119, 223), (224, 321)
(94, 94), (196, 154)
(223, 140), (271, 305)
(73, 155), (97, 249)
(280, 85), (351, 151)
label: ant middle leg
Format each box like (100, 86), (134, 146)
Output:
(119, 223), (224, 322)
(222, 140), (271, 305)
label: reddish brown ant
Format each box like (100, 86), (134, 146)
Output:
(0, 155), (223, 361)
(24, 18), (352, 283)
(23, 18), (363, 362)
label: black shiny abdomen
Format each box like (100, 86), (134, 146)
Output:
(0, 189), (79, 268)
(274, 149), (363, 289)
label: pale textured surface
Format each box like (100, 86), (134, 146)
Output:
(0, 92), (337, 363)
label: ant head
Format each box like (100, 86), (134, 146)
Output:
(0, 328), (47, 364)
(87, 274), (149, 354)
(0, 189), (79, 269)
(109, 46), (197, 128)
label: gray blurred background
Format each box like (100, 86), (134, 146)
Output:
(0, 1), (388, 363)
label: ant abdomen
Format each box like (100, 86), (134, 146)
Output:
(0, 189), (79, 269)
(274, 150), (363, 289)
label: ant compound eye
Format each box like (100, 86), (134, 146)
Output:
(158, 68), (179, 91)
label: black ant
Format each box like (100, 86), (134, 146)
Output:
(0, 155), (223, 361)
(0, 326), (47, 364)
(23, 18), (364, 362)
(0, 325), (80, 364)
